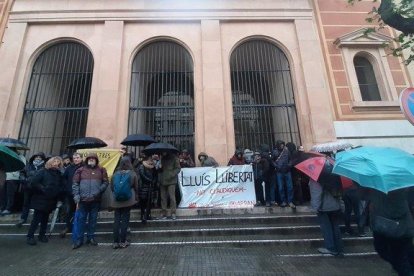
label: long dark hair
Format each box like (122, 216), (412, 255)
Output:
(117, 157), (133, 171)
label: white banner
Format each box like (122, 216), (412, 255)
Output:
(178, 165), (256, 208)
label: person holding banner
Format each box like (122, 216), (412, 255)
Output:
(252, 152), (269, 206)
(158, 152), (181, 220)
(227, 149), (246, 166)
(198, 152), (218, 167)
(72, 153), (108, 249)
(137, 155), (157, 222)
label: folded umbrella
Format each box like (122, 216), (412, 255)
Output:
(121, 134), (156, 147)
(0, 145), (25, 172)
(48, 201), (63, 237)
(71, 209), (81, 244)
(67, 137), (107, 149)
(0, 137), (30, 150)
(142, 142), (179, 155)
(333, 146), (414, 193)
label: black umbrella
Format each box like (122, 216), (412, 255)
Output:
(67, 137), (107, 150)
(142, 142), (179, 155)
(0, 137), (30, 150)
(121, 134), (156, 147)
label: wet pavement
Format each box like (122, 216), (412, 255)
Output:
(0, 235), (395, 275)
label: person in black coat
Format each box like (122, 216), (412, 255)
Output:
(137, 156), (157, 222)
(16, 152), (46, 227)
(60, 152), (83, 237)
(252, 152), (269, 206)
(26, 156), (64, 246)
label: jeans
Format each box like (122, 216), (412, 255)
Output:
(317, 210), (343, 254)
(0, 180), (19, 211)
(343, 189), (363, 234)
(277, 172), (293, 204)
(77, 201), (100, 243)
(20, 189), (33, 222)
(113, 207), (131, 243)
(27, 209), (49, 238)
(160, 185), (176, 216)
(264, 178), (272, 204)
(373, 232), (414, 276)
(254, 178), (265, 204)
(64, 195), (76, 231)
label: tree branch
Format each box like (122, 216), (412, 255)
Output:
(378, 0), (414, 34)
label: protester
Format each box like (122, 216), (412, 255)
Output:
(137, 155), (157, 222)
(61, 154), (72, 170)
(16, 152), (46, 227)
(0, 148), (26, 215)
(309, 178), (344, 257)
(26, 156), (64, 245)
(110, 157), (138, 249)
(364, 187), (414, 275)
(120, 146), (134, 163)
(272, 140), (295, 208)
(343, 182), (365, 236)
(60, 152), (83, 238)
(157, 152), (181, 220)
(243, 149), (254, 164)
(133, 152), (146, 169)
(179, 149), (195, 168)
(198, 152), (218, 167)
(259, 150), (274, 207)
(72, 153), (109, 249)
(290, 145), (310, 205)
(227, 149), (246, 166)
(252, 152), (268, 206)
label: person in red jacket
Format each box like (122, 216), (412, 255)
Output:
(227, 149), (246, 166)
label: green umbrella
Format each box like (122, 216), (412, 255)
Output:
(0, 145), (25, 172)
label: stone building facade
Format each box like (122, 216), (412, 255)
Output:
(0, 0), (412, 163)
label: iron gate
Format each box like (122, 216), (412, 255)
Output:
(230, 40), (301, 151)
(129, 41), (194, 152)
(19, 42), (94, 156)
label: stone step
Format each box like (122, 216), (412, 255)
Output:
(0, 205), (313, 222)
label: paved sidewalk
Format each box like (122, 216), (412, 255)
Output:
(0, 236), (395, 276)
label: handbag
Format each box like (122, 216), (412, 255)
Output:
(371, 215), (408, 238)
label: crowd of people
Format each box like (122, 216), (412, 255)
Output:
(0, 142), (413, 275)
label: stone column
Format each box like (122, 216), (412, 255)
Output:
(0, 22), (27, 136)
(86, 20), (124, 148)
(295, 19), (336, 144)
(200, 20), (228, 165)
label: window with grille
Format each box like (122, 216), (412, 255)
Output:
(129, 41), (194, 153)
(19, 42), (94, 156)
(230, 40), (301, 151)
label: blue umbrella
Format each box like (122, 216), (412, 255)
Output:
(333, 146), (414, 193)
(71, 209), (81, 244)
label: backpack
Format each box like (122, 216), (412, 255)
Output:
(113, 171), (132, 201)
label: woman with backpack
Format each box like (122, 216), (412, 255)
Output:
(137, 155), (157, 222)
(110, 157), (138, 249)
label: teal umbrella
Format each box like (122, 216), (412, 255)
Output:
(333, 146), (414, 193)
(0, 145), (25, 172)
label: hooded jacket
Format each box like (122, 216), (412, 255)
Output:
(198, 152), (219, 167)
(227, 150), (246, 166)
(72, 153), (109, 204)
(25, 152), (47, 180)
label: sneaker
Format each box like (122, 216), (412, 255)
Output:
(120, 241), (130, 248)
(1, 210), (11, 215)
(127, 227), (131, 233)
(112, 243), (120, 249)
(280, 202), (287, 208)
(38, 236), (49, 243)
(157, 216), (168, 220)
(26, 237), (37, 246)
(171, 214), (176, 220)
(265, 203), (271, 207)
(288, 202), (296, 209)
(15, 219), (26, 228)
(358, 232), (367, 237)
(72, 242), (82, 250)
(317, 247), (338, 255)
(86, 238), (98, 246)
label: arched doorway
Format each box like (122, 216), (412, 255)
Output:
(129, 40), (195, 152)
(19, 42), (94, 156)
(230, 39), (301, 150)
